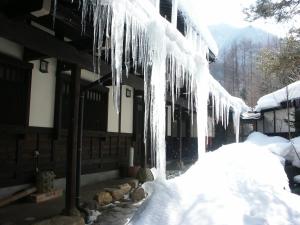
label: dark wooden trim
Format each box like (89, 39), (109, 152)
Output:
(122, 73), (144, 91)
(273, 110), (276, 133)
(54, 61), (63, 139)
(0, 52), (33, 69)
(25, 67), (32, 127)
(117, 86), (123, 166)
(65, 64), (81, 215)
(0, 14), (93, 71)
(178, 106), (182, 164)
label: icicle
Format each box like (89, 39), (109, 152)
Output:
(77, 0), (248, 180)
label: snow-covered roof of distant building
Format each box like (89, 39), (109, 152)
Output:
(208, 74), (250, 113)
(255, 81), (300, 111)
(241, 112), (261, 120)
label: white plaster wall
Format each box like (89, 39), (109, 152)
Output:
(121, 85), (133, 133)
(29, 58), (56, 128)
(107, 86), (119, 132)
(264, 111), (275, 133)
(107, 85), (134, 133)
(0, 37), (23, 60)
(275, 108), (295, 133)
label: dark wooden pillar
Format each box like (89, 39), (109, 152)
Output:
(54, 61), (63, 139)
(273, 110), (276, 133)
(65, 64), (81, 216)
(117, 86), (122, 166)
(178, 106), (183, 168)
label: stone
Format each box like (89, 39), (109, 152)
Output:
(81, 200), (99, 210)
(104, 188), (124, 201)
(127, 179), (139, 189)
(118, 183), (131, 194)
(32, 216), (84, 225)
(130, 187), (145, 202)
(94, 192), (113, 206)
(136, 168), (154, 183)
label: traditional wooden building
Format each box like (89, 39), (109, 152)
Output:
(241, 81), (300, 139)
(0, 0), (224, 215)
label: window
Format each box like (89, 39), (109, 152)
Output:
(0, 54), (32, 127)
(59, 75), (108, 132)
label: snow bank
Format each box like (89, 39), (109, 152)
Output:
(245, 132), (300, 168)
(130, 139), (300, 225)
(255, 81), (300, 111)
(245, 132), (292, 159)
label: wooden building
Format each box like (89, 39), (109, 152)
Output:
(241, 82), (300, 139)
(0, 0), (220, 215)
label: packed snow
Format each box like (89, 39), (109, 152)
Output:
(129, 133), (300, 225)
(255, 81), (300, 111)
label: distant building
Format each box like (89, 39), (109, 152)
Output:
(241, 81), (300, 139)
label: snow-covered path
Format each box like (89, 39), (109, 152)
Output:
(129, 133), (300, 225)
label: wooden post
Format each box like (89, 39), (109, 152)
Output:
(273, 110), (276, 134)
(54, 61), (63, 139)
(64, 64), (81, 216)
(178, 106), (183, 169)
(286, 86), (291, 140)
(118, 86), (122, 166)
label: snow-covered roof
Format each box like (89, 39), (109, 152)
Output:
(177, 0), (219, 56)
(255, 81), (300, 111)
(241, 112), (261, 120)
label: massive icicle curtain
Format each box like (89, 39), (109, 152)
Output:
(78, 0), (249, 178)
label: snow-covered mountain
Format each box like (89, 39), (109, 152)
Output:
(209, 24), (278, 51)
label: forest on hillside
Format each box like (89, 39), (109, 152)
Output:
(210, 0), (300, 107)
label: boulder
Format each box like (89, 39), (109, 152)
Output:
(104, 188), (124, 201)
(32, 216), (84, 225)
(127, 179), (139, 189)
(130, 187), (145, 202)
(118, 183), (131, 194)
(94, 192), (113, 205)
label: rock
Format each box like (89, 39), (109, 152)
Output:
(127, 179), (139, 189)
(118, 183), (131, 194)
(32, 216), (84, 225)
(81, 200), (99, 210)
(130, 187), (145, 202)
(94, 192), (113, 205)
(136, 168), (154, 183)
(105, 188), (124, 201)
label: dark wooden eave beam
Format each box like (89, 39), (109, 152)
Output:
(0, 13), (94, 71)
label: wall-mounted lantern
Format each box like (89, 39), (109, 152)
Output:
(126, 88), (131, 98)
(39, 59), (49, 73)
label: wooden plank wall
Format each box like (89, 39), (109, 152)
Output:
(0, 128), (132, 188)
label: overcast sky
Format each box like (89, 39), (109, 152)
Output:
(195, 0), (293, 37)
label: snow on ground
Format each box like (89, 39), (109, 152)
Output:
(129, 132), (300, 225)
(246, 132), (300, 168)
